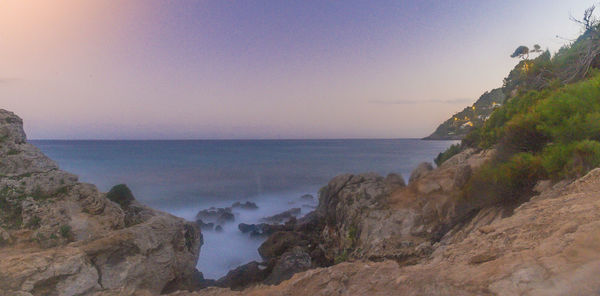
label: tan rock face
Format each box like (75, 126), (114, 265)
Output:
(0, 109), (202, 296)
(172, 168), (600, 296)
(313, 149), (492, 263)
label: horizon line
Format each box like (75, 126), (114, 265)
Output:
(28, 137), (449, 141)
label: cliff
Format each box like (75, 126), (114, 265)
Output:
(171, 151), (600, 296)
(0, 109), (203, 296)
(424, 88), (505, 140)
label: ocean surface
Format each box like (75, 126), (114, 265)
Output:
(31, 139), (457, 279)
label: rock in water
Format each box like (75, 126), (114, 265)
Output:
(196, 207), (235, 228)
(231, 201), (259, 209)
(197, 219), (215, 231)
(300, 194), (314, 200)
(260, 208), (301, 224)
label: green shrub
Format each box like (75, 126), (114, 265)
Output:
(0, 195), (23, 229)
(434, 144), (463, 166)
(334, 249), (349, 264)
(26, 215), (41, 229)
(106, 184), (135, 208)
(463, 153), (546, 206)
(59, 225), (72, 239)
(31, 187), (50, 201)
(6, 149), (20, 155)
(498, 114), (549, 157)
(543, 140), (600, 179)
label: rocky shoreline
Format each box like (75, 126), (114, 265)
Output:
(2, 108), (600, 295)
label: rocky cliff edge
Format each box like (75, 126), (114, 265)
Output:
(0, 109), (203, 296)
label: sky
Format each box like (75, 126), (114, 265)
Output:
(0, 0), (596, 139)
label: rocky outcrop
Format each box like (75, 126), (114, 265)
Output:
(215, 262), (268, 290)
(0, 109), (202, 296)
(259, 208), (301, 224)
(169, 165), (600, 296)
(263, 247), (311, 285)
(409, 162), (433, 183)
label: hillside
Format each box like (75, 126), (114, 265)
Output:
(424, 88), (505, 140)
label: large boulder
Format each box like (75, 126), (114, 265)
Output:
(383, 173), (406, 190)
(409, 162), (434, 183)
(258, 231), (310, 260)
(0, 109), (26, 144)
(216, 261), (268, 290)
(264, 247), (312, 285)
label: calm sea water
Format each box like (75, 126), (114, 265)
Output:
(32, 139), (456, 278)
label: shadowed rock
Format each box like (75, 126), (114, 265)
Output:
(409, 162), (434, 183)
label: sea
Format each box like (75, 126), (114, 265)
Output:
(31, 139), (457, 279)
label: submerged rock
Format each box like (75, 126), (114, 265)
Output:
(196, 219), (215, 231)
(231, 201), (258, 210)
(260, 208), (301, 224)
(300, 194), (314, 200)
(195, 207), (235, 227)
(238, 223), (288, 237)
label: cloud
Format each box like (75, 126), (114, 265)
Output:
(368, 98), (473, 105)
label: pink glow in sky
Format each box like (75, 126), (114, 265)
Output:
(0, 0), (594, 139)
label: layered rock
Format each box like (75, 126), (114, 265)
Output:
(0, 109), (202, 296)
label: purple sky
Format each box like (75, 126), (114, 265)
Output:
(0, 1), (594, 139)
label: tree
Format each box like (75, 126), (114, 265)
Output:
(570, 5), (598, 32)
(511, 46), (529, 59)
(511, 44), (544, 60)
